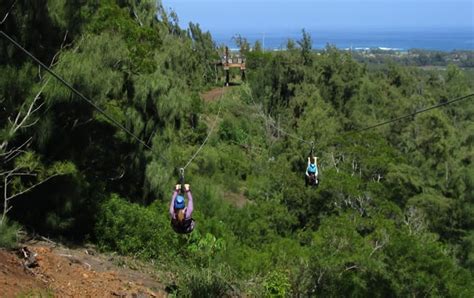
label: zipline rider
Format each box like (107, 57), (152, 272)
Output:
(169, 183), (195, 234)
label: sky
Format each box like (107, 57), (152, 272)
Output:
(162, 0), (474, 34)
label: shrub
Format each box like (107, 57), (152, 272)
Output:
(263, 271), (291, 297)
(95, 194), (177, 260)
(0, 219), (21, 249)
(176, 266), (234, 297)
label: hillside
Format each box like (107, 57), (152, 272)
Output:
(1, 1), (473, 296)
(0, 240), (165, 297)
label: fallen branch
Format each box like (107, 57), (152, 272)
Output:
(40, 235), (57, 245)
(20, 246), (38, 268)
(84, 262), (92, 271)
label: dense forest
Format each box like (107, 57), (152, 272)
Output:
(1, 1), (473, 296)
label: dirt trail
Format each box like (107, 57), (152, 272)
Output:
(201, 86), (234, 102)
(0, 241), (166, 297)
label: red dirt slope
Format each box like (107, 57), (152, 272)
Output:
(0, 242), (166, 297)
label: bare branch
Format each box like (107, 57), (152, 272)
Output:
(351, 159), (357, 176)
(2, 137), (32, 157)
(346, 265), (358, 271)
(39, 30), (70, 79)
(445, 161), (449, 183)
(345, 265), (358, 272)
(29, 101), (46, 116)
(1, 166), (21, 177)
(0, 0), (16, 25)
(12, 79), (50, 134)
(369, 240), (384, 257)
(3, 177), (7, 201)
(6, 173), (60, 202)
(21, 118), (40, 129)
(331, 152), (340, 173)
(1, 84), (46, 153)
(2, 177), (8, 225)
(404, 207), (426, 235)
(4, 149), (27, 164)
(338, 265), (358, 277)
(133, 9), (143, 26)
(0, 80), (47, 154)
(1, 204), (13, 225)
(109, 168), (125, 181)
(0, 12), (10, 25)
(72, 118), (93, 128)
(60, 30), (69, 50)
(376, 173), (383, 182)
(51, 31), (69, 65)
(12, 101), (26, 127)
(10, 172), (37, 178)
(317, 269), (325, 285)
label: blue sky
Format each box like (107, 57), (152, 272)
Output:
(162, 0), (474, 33)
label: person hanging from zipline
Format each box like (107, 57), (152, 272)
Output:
(169, 183), (195, 234)
(305, 142), (319, 187)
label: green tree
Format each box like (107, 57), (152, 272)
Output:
(297, 29), (312, 66)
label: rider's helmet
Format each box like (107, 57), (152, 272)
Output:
(174, 195), (185, 209)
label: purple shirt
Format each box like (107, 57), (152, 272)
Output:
(169, 190), (194, 220)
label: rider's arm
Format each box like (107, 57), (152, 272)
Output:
(314, 157), (319, 175)
(305, 157), (310, 176)
(169, 191), (177, 219)
(185, 191), (194, 219)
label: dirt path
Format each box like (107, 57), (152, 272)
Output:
(0, 241), (166, 297)
(201, 86), (234, 102)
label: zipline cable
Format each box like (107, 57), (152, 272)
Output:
(245, 85), (474, 167)
(354, 93), (474, 132)
(0, 30), (169, 164)
(182, 88), (224, 170)
(247, 84), (474, 141)
(267, 120), (312, 145)
(245, 86), (314, 145)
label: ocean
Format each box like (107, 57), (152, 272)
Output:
(212, 28), (474, 52)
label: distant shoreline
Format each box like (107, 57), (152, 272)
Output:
(211, 28), (474, 52)
(223, 47), (473, 53)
